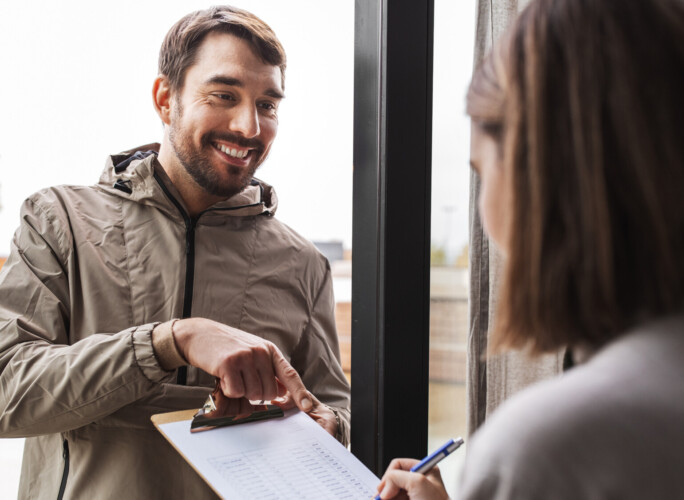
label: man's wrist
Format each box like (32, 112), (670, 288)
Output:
(325, 405), (343, 443)
(151, 319), (188, 370)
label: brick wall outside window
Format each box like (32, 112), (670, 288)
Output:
(333, 266), (468, 384)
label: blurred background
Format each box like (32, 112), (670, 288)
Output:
(0, 0), (474, 497)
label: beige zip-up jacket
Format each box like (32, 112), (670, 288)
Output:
(0, 144), (350, 499)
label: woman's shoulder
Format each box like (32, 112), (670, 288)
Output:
(458, 313), (684, 500)
(482, 313), (684, 437)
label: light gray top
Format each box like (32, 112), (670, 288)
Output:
(458, 313), (684, 500)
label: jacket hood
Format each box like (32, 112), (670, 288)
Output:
(97, 143), (278, 219)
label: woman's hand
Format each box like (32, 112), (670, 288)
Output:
(376, 458), (450, 500)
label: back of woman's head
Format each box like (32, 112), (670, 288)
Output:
(468, 0), (684, 353)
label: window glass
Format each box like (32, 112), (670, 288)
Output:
(428, 0), (476, 495)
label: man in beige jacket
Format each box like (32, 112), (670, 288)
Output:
(0, 6), (350, 499)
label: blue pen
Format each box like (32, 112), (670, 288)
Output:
(375, 437), (465, 500)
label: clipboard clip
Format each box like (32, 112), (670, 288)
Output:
(190, 379), (284, 433)
(194, 392), (218, 418)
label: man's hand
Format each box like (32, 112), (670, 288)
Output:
(271, 391), (339, 438)
(170, 317), (313, 413)
(376, 458), (450, 500)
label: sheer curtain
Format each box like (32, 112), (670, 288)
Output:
(466, 0), (565, 435)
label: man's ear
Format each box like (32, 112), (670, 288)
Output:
(153, 76), (173, 125)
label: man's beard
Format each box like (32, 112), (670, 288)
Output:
(168, 112), (266, 200)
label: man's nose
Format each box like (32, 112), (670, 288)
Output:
(228, 103), (260, 138)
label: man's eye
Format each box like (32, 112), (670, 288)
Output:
(258, 102), (276, 111)
(214, 94), (235, 101)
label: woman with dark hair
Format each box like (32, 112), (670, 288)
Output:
(376, 0), (684, 498)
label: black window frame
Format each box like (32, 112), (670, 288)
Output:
(351, 0), (434, 475)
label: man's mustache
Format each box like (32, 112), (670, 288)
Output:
(203, 132), (264, 152)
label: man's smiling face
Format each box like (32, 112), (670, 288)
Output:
(167, 31), (283, 200)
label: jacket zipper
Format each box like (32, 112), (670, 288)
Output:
(152, 173), (267, 385)
(177, 217), (196, 385)
(57, 439), (69, 500)
(154, 172), (197, 385)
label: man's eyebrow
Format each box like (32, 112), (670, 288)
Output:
(264, 88), (285, 99)
(205, 75), (285, 99)
(206, 75), (243, 87)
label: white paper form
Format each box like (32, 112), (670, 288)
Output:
(157, 409), (380, 499)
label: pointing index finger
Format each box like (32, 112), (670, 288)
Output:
(270, 344), (312, 412)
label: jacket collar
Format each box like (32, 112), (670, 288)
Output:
(97, 143), (278, 220)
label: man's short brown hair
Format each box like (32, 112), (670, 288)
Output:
(158, 5), (286, 92)
(467, 0), (684, 353)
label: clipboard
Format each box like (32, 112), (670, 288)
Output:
(150, 408), (380, 499)
(190, 402), (284, 432)
(151, 409), (224, 498)
(168, 379), (284, 432)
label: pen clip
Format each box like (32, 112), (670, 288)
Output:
(410, 437), (465, 473)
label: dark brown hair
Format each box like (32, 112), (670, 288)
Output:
(158, 5), (286, 92)
(467, 0), (684, 353)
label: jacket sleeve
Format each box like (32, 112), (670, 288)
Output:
(290, 262), (351, 446)
(0, 196), (174, 438)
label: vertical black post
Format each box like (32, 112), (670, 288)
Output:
(352, 0), (434, 475)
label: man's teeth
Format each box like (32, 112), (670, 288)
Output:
(217, 143), (249, 159)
